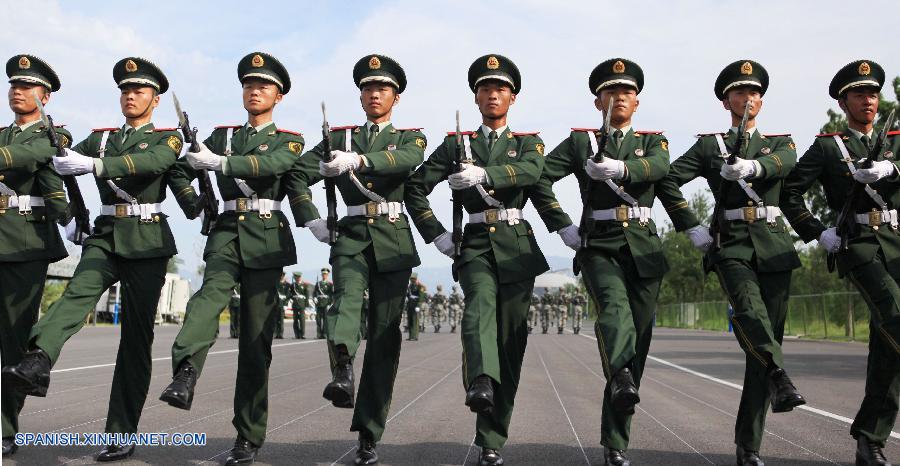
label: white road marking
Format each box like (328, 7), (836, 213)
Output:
(538, 348), (591, 465)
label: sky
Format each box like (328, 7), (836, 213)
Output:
(4, 0), (898, 288)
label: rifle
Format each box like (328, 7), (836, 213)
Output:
(32, 91), (91, 244)
(828, 108), (897, 272)
(452, 110), (464, 258)
(173, 93), (218, 235)
(710, 100), (752, 250)
(321, 102), (337, 244)
(574, 98), (614, 275)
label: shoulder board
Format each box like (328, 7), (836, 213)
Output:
(276, 129), (303, 136)
(888, 131), (900, 136)
(512, 132), (540, 136)
(695, 132), (725, 137)
(214, 125), (242, 130)
(635, 130), (664, 135)
(92, 127), (120, 133)
(396, 128), (424, 131)
(816, 132), (841, 137)
(446, 131), (476, 136)
(153, 128), (178, 132)
(571, 128), (599, 132)
(330, 125), (358, 131)
(762, 133), (791, 138)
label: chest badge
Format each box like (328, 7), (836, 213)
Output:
(259, 144), (269, 152)
(138, 142), (149, 150)
(507, 150), (517, 157)
(387, 144), (397, 151)
(760, 147), (771, 155)
(634, 148), (644, 157)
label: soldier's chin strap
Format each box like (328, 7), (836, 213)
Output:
(586, 130), (647, 225)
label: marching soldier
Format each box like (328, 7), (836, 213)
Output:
(571, 290), (586, 335)
(420, 287), (431, 333)
(540, 290), (552, 334)
(431, 285), (447, 333)
(313, 267), (333, 339)
(405, 53), (548, 466)
(274, 271), (289, 339)
(555, 290), (568, 334)
(528, 293), (540, 334)
(448, 285), (463, 333)
(529, 58), (671, 465)
(290, 272), (310, 339)
(159, 52), (304, 465)
(2, 57), (182, 462)
(405, 274), (422, 341)
(781, 60), (900, 466)
(0, 54), (70, 457)
(289, 54), (426, 465)
(229, 286), (241, 339)
(656, 59), (806, 466)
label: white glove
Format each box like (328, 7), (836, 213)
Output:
(686, 225), (714, 252)
(719, 157), (760, 181)
(558, 224), (581, 251)
(186, 143), (223, 171)
(319, 150), (361, 177)
(433, 231), (455, 257)
(818, 227), (841, 253)
(585, 158), (625, 181)
(853, 160), (897, 184)
(53, 148), (95, 176)
(64, 220), (92, 243)
(448, 164), (488, 190)
(305, 218), (331, 243)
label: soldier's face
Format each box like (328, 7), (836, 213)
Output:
(242, 79), (283, 115)
(360, 84), (399, 119)
(839, 88), (879, 126)
(475, 81), (516, 119)
(596, 86), (639, 126)
(294, 277), (302, 283)
(722, 87), (763, 120)
(8, 83), (49, 114)
(119, 85), (159, 119)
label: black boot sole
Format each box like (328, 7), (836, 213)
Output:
(323, 385), (354, 408)
(96, 446), (135, 462)
(772, 395), (806, 413)
(465, 396), (494, 415)
(159, 390), (193, 410)
(611, 391), (640, 415)
(2, 370), (48, 397)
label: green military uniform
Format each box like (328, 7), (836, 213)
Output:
(554, 291), (569, 334)
(290, 272), (310, 339)
(527, 293), (539, 333)
(432, 286), (448, 333)
(313, 270), (333, 339)
(448, 285), (463, 333)
(27, 57), (181, 438)
(781, 60), (900, 453)
(167, 52), (303, 449)
(287, 54), (424, 445)
(360, 289), (369, 340)
(0, 54), (69, 445)
(539, 291), (552, 333)
(229, 286), (241, 339)
(274, 274), (289, 339)
(656, 60), (801, 454)
(405, 275), (422, 341)
(529, 58), (670, 452)
(572, 291), (586, 334)
(405, 54), (548, 451)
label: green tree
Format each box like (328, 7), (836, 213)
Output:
(166, 256), (183, 274)
(40, 281), (67, 315)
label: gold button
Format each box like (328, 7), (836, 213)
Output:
(279, 222), (284, 227)
(0, 175), (4, 181)
(622, 221), (629, 228)
(528, 229), (533, 234)
(238, 215), (245, 221)
(368, 218), (374, 224)
(366, 182), (373, 188)
(746, 182), (752, 187)
(873, 225), (880, 231)
(41, 215), (45, 221)
(153, 215), (160, 222)
(488, 190), (495, 195)
(747, 201), (754, 206)
(489, 226), (496, 233)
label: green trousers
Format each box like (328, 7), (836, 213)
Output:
(1, 260), (48, 438)
(847, 253), (900, 447)
(713, 258), (791, 451)
(326, 245), (410, 443)
(229, 305), (240, 338)
(578, 248), (661, 451)
(573, 305), (584, 330)
(273, 304), (284, 338)
(316, 304), (327, 339)
(406, 303), (419, 340)
(31, 244), (168, 435)
(459, 252), (534, 450)
(170, 241), (282, 447)
(292, 299), (305, 339)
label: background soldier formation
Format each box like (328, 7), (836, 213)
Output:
(0, 49), (896, 466)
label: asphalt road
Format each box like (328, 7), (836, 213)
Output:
(3, 323), (897, 465)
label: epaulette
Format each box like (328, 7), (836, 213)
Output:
(512, 132), (540, 136)
(396, 128), (424, 131)
(635, 130), (664, 135)
(153, 128), (178, 132)
(762, 133), (791, 138)
(446, 131), (476, 136)
(330, 125), (358, 131)
(816, 132), (841, 137)
(696, 132), (725, 137)
(92, 127), (120, 133)
(215, 125), (242, 129)
(276, 128), (303, 136)
(888, 131), (900, 136)
(571, 128), (599, 132)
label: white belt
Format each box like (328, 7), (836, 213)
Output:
(724, 206), (782, 223)
(346, 201), (403, 221)
(468, 208), (523, 225)
(223, 198), (281, 218)
(101, 203), (162, 222)
(592, 206), (651, 223)
(855, 209), (899, 228)
(0, 194), (45, 214)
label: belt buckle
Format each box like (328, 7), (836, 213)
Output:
(365, 201), (379, 218)
(0, 194), (8, 212)
(235, 198), (249, 213)
(869, 211), (882, 226)
(742, 207), (757, 223)
(615, 206), (629, 222)
(115, 204), (129, 218)
(484, 209), (499, 224)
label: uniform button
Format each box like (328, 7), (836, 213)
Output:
(746, 182), (753, 187)
(0, 175), (4, 181)
(747, 201), (754, 206)
(488, 190), (495, 195)
(279, 222), (284, 227)
(153, 215), (160, 222)
(622, 221), (629, 228)
(238, 215), (245, 221)
(41, 215), (45, 221)
(366, 182), (373, 188)
(368, 218), (374, 224)
(489, 226), (496, 233)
